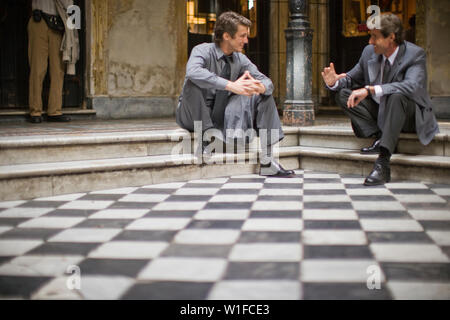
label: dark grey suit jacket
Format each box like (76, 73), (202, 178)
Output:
(334, 41), (439, 146)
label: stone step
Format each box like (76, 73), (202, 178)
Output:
(0, 108), (97, 123)
(0, 130), (190, 166)
(296, 127), (449, 157)
(1, 145), (449, 201)
(0, 127), (300, 166)
(293, 146), (450, 185)
(0, 150), (295, 201)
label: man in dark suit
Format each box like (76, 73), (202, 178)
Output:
(322, 13), (439, 186)
(176, 11), (294, 177)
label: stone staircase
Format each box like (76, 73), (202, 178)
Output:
(0, 117), (449, 201)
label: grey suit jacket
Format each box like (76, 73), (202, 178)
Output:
(334, 41), (439, 146)
(179, 42), (274, 107)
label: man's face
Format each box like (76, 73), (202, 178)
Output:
(224, 24), (249, 53)
(369, 29), (395, 56)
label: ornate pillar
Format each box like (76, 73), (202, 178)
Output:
(283, 0), (315, 126)
(91, 0), (109, 96)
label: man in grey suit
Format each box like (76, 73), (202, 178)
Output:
(176, 11), (294, 177)
(322, 13), (439, 186)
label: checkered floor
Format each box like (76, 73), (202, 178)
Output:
(0, 170), (449, 300)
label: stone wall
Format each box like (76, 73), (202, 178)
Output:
(417, 0), (450, 119)
(87, 0), (187, 119)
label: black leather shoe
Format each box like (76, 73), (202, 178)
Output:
(364, 162), (391, 186)
(361, 139), (381, 154)
(47, 115), (71, 122)
(260, 161), (295, 177)
(29, 116), (42, 124)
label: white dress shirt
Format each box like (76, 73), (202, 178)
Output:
(372, 46), (400, 103)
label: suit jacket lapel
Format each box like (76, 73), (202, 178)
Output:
(386, 42), (406, 83)
(368, 54), (381, 85)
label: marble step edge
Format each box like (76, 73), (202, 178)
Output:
(0, 108), (97, 116)
(0, 130), (191, 148)
(1, 126), (446, 149)
(1, 146), (449, 180)
(0, 127), (300, 148)
(0, 152), (259, 180)
(296, 127), (448, 141)
(291, 146), (450, 168)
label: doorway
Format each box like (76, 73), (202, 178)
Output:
(186, 0), (270, 76)
(0, 0), (85, 111)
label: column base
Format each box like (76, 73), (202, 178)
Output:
(283, 102), (315, 126)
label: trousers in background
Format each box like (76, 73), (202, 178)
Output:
(336, 89), (416, 154)
(28, 18), (65, 117)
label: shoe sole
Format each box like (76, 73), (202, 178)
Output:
(364, 178), (391, 186)
(259, 167), (296, 178)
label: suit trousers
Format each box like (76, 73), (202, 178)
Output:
(28, 18), (65, 117)
(336, 89), (416, 154)
(176, 83), (284, 147)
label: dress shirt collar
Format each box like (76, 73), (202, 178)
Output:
(383, 45), (400, 65)
(214, 44), (234, 62)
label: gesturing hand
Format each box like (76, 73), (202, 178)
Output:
(321, 63), (347, 87)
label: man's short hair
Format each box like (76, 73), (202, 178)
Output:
(214, 11), (251, 46)
(379, 13), (404, 45)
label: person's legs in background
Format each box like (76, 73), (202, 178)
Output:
(47, 26), (70, 122)
(28, 18), (48, 123)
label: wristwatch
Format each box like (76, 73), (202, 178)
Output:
(364, 85), (372, 96)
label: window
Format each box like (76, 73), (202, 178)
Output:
(342, 0), (416, 38)
(187, 0), (216, 35)
(186, 0), (258, 38)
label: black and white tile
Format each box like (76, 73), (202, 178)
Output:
(0, 170), (449, 300)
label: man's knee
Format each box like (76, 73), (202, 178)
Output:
(256, 94), (276, 111)
(335, 89), (351, 108)
(386, 93), (415, 113)
(183, 82), (204, 100)
(387, 93), (409, 103)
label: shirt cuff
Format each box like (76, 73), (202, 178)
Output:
(327, 80), (340, 90)
(374, 85), (383, 97)
(216, 77), (229, 90)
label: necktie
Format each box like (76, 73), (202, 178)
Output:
(211, 55), (232, 128)
(382, 59), (391, 84)
(377, 59), (392, 129)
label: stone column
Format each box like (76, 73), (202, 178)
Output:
(283, 0), (315, 126)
